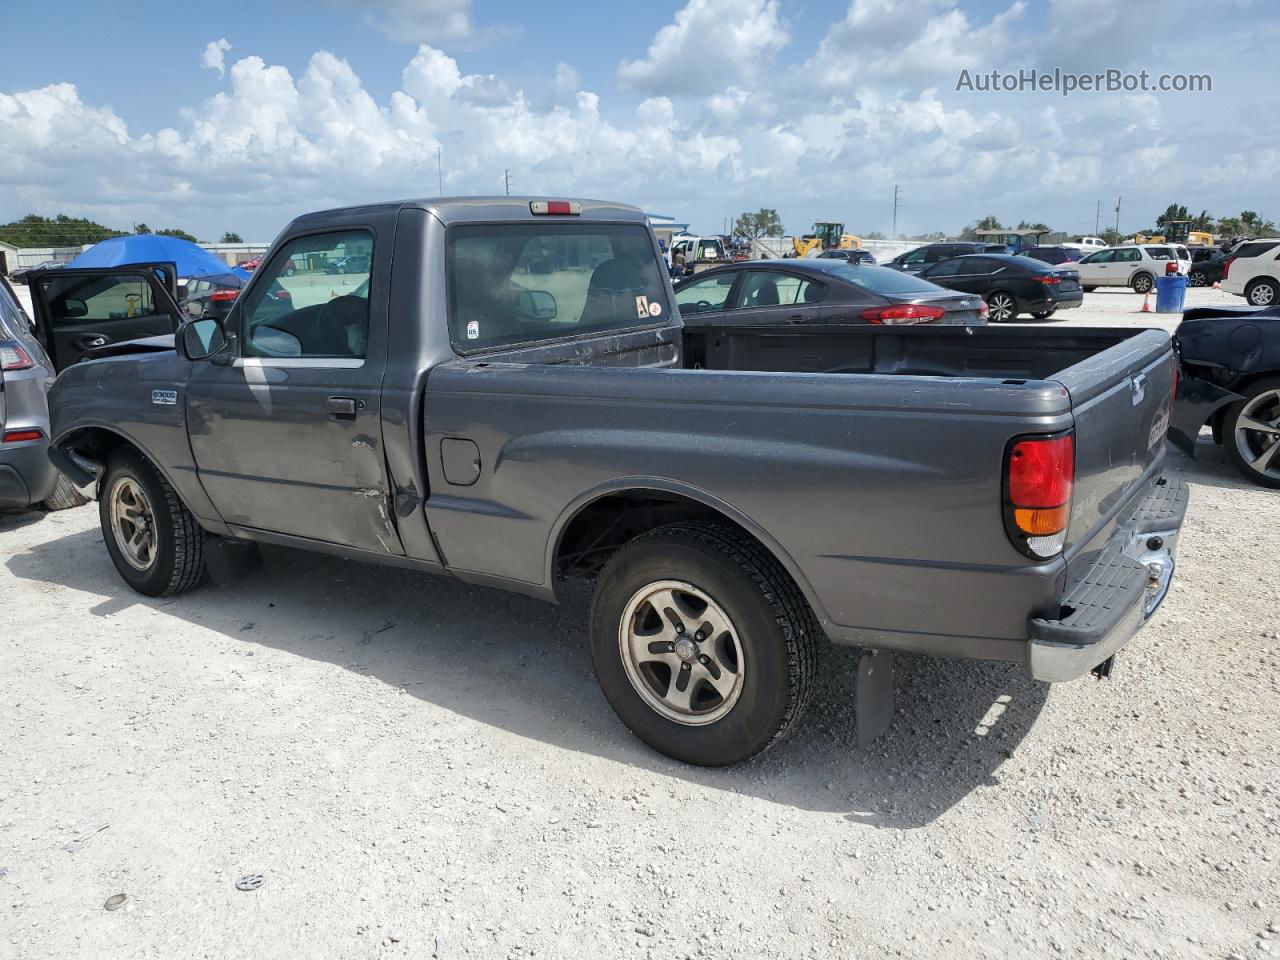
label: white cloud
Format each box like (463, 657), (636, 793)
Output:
(617, 0), (789, 94)
(554, 63), (580, 95)
(200, 38), (232, 77)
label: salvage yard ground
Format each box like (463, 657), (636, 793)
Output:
(2, 285), (1277, 959)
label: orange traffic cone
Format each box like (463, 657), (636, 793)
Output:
(1213, 281), (1221, 289)
(1140, 291), (1152, 313)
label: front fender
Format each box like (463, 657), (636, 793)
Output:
(1169, 376), (1242, 456)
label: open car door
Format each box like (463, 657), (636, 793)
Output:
(27, 262), (182, 372)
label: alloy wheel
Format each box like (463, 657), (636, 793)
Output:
(618, 580), (745, 726)
(1248, 282), (1276, 306)
(988, 293), (1015, 322)
(109, 477), (158, 571)
(1234, 388), (1280, 481)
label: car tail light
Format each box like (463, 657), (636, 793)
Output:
(530, 200), (581, 216)
(1034, 275), (1061, 285)
(0, 341), (34, 371)
(2, 428), (43, 443)
(977, 301), (989, 319)
(1223, 255), (1236, 278)
(209, 290), (239, 303)
(859, 304), (946, 325)
(1165, 261), (1178, 275)
(1004, 432), (1074, 559)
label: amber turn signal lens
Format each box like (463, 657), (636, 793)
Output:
(1013, 505), (1069, 536)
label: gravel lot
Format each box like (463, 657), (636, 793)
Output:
(2, 284), (1277, 960)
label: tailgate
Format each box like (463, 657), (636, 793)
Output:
(1051, 329), (1174, 552)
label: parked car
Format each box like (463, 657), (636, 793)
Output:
(41, 196), (1185, 767)
(1188, 252), (1230, 287)
(1171, 303), (1280, 487)
(1064, 237), (1107, 252)
(817, 249), (877, 265)
(1218, 238), (1280, 306)
(1023, 246), (1082, 266)
(674, 260), (987, 326)
(0, 275), (86, 511)
(180, 278), (243, 322)
(1074, 244), (1188, 293)
(886, 242), (1007, 274)
(918, 254), (1083, 322)
(325, 254), (370, 275)
(9, 260), (66, 285)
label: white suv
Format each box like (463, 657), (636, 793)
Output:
(1074, 244), (1189, 293)
(1220, 238), (1280, 306)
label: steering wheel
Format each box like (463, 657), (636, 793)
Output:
(692, 300), (714, 313)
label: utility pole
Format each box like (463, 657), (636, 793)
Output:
(891, 184), (901, 240)
(1095, 200), (1101, 236)
(1114, 196), (1122, 239)
(504, 169), (511, 196)
(437, 146), (443, 196)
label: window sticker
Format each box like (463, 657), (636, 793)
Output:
(466, 320), (480, 340)
(635, 295), (650, 319)
(647, 301), (662, 317)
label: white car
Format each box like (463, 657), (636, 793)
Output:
(1074, 244), (1189, 293)
(1064, 236), (1107, 251)
(1220, 238), (1280, 306)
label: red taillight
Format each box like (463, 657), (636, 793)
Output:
(0, 342), (34, 371)
(978, 301), (989, 318)
(530, 200), (581, 216)
(209, 290), (239, 302)
(1165, 261), (1178, 275)
(2, 428), (43, 443)
(1005, 433), (1074, 558)
(859, 303), (946, 325)
(1223, 255), (1236, 278)
(1034, 274), (1061, 285)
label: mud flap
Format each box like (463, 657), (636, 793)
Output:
(856, 650), (894, 746)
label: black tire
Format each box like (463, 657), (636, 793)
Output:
(1222, 376), (1280, 489)
(1188, 272), (1206, 287)
(1082, 286), (1097, 293)
(99, 448), (207, 596)
(42, 474), (88, 511)
(985, 290), (1017, 323)
(1245, 277), (1278, 307)
(1031, 307), (1057, 320)
(1131, 272), (1154, 294)
(590, 521), (819, 766)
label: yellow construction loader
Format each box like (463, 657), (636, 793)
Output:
(791, 221), (861, 258)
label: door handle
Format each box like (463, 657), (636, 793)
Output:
(787, 313), (807, 323)
(76, 334), (109, 349)
(326, 396), (358, 420)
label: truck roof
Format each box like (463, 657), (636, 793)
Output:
(285, 196), (648, 231)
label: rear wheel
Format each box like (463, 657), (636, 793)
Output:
(100, 449), (207, 596)
(590, 521), (819, 766)
(1131, 273), (1154, 294)
(1223, 376), (1280, 488)
(1188, 272), (1207, 287)
(985, 291), (1017, 323)
(42, 475), (88, 511)
(1245, 277), (1278, 307)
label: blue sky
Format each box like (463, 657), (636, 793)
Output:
(1, 0), (1275, 241)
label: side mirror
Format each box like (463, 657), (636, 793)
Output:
(177, 317), (227, 362)
(514, 288), (558, 322)
(63, 298), (88, 319)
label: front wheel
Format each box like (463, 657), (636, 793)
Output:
(1245, 278), (1278, 307)
(100, 449), (207, 596)
(590, 522), (819, 766)
(1223, 376), (1280, 488)
(985, 291), (1017, 323)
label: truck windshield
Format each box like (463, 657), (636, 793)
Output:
(448, 223), (669, 351)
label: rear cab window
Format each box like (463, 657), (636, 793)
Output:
(448, 222), (669, 351)
(1145, 246), (1174, 260)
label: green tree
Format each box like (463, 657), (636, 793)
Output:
(959, 215), (1003, 240)
(1155, 203), (1189, 229)
(1190, 209), (1213, 231)
(1216, 216), (1242, 237)
(731, 208), (784, 239)
(155, 227), (199, 243)
(133, 222), (151, 234)
(0, 213), (126, 248)
(220, 231), (243, 244)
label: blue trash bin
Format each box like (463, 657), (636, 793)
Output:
(1154, 274), (1188, 314)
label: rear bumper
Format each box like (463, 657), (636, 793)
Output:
(1022, 291), (1083, 312)
(1027, 476), (1189, 681)
(0, 439), (58, 508)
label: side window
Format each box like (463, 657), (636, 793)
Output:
(1081, 250), (1114, 264)
(923, 247), (949, 263)
(241, 230), (372, 359)
(1118, 249), (1142, 262)
(0, 280), (27, 334)
(924, 259), (963, 279)
(39, 273), (158, 327)
(1146, 247), (1172, 260)
(675, 272), (737, 315)
(900, 248), (928, 265)
(738, 271), (815, 308)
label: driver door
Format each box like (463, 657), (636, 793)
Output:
(184, 228), (400, 554)
(27, 263), (180, 371)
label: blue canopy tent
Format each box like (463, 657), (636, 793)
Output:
(67, 235), (251, 285)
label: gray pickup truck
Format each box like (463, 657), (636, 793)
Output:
(41, 197), (1188, 766)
